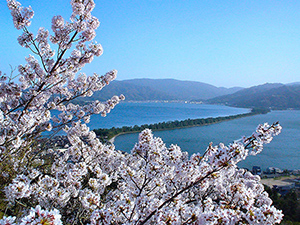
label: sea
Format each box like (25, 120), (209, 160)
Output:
(88, 102), (250, 129)
(91, 102), (300, 171)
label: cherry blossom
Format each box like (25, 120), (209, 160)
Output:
(0, 0), (284, 224)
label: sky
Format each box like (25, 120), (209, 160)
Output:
(0, 0), (300, 88)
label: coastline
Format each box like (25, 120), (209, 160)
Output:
(109, 136), (116, 143)
(108, 119), (242, 144)
(105, 108), (268, 144)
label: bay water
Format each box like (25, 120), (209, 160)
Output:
(89, 102), (250, 129)
(110, 103), (300, 171)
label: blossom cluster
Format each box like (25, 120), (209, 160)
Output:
(7, 0), (34, 30)
(98, 127), (283, 224)
(1, 0), (284, 224)
(0, 205), (62, 225)
(0, 0), (124, 177)
(2, 125), (283, 224)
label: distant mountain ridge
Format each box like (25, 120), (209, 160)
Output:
(83, 78), (243, 101)
(77, 79), (300, 110)
(206, 83), (300, 109)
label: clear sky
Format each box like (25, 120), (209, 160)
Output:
(1, 0), (300, 88)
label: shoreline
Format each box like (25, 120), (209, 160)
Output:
(108, 119), (241, 144)
(120, 101), (300, 111)
(109, 136), (116, 143)
(105, 108), (269, 144)
(261, 174), (300, 188)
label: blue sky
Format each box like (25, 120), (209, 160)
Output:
(1, 0), (300, 88)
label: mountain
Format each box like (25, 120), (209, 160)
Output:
(287, 82), (300, 86)
(90, 81), (176, 101)
(82, 78), (243, 102)
(206, 83), (300, 109)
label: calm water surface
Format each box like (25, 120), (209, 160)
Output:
(88, 102), (249, 129)
(114, 110), (300, 170)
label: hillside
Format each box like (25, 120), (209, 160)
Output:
(206, 83), (300, 109)
(121, 79), (242, 100)
(79, 78), (243, 102)
(91, 81), (176, 101)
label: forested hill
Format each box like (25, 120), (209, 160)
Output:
(206, 83), (300, 109)
(75, 79), (300, 109)
(80, 79), (242, 102)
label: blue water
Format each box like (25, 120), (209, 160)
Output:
(114, 109), (300, 171)
(88, 102), (250, 129)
